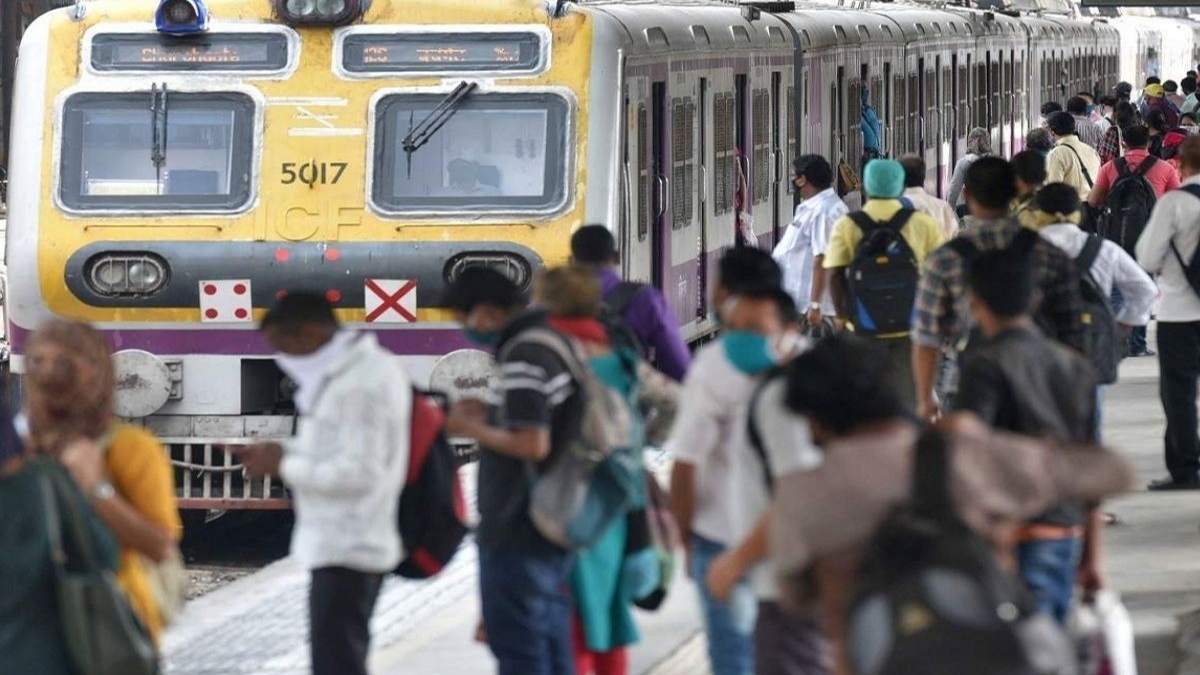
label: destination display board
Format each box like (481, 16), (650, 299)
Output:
(342, 32), (543, 74)
(90, 33), (290, 72)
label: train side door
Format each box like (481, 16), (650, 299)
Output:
(650, 81), (667, 291)
(735, 72), (750, 245)
(698, 77), (710, 322)
(770, 71), (784, 246)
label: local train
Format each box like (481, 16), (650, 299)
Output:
(4, 0), (1198, 510)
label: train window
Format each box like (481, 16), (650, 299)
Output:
(372, 92), (570, 214)
(637, 105), (648, 241)
(786, 85), (796, 162)
(752, 89), (770, 204)
(672, 98), (696, 230)
(691, 26), (710, 45)
(58, 91), (254, 212)
(834, 26), (848, 42)
(731, 26), (750, 44)
(714, 94), (736, 214)
(958, 65), (969, 134)
(857, 25), (870, 40)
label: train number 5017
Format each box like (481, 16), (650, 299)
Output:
(281, 162), (348, 186)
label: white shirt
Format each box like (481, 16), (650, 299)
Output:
(1137, 175), (1200, 322)
(739, 378), (822, 599)
(902, 187), (959, 239)
(665, 342), (755, 546)
(280, 333), (412, 572)
(1039, 224), (1158, 325)
(773, 187), (846, 312)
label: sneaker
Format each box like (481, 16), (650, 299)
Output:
(1147, 476), (1200, 491)
(1130, 349), (1157, 358)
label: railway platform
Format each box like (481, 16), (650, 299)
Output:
(164, 349), (1196, 675)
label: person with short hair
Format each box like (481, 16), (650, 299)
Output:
(1010, 150), (1048, 228)
(772, 155), (847, 329)
(1113, 81), (1133, 103)
(233, 293), (411, 675)
(957, 247), (1107, 623)
(1146, 109), (1190, 162)
(1183, 112), (1199, 132)
(1040, 101), (1064, 127)
(1038, 183), (1157, 361)
(570, 224), (691, 380)
(667, 248), (798, 675)
(1067, 96), (1104, 149)
(1078, 91), (1111, 134)
(825, 160), (946, 409)
(1165, 79), (1186, 110)
(1137, 136), (1200, 490)
(911, 157), (1085, 420)
(1046, 112), (1103, 201)
(769, 336), (1134, 673)
(1182, 76), (1199, 114)
(441, 268), (581, 673)
(1089, 124), (1181, 206)
(898, 155), (958, 238)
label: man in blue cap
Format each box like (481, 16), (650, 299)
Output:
(823, 159), (946, 410)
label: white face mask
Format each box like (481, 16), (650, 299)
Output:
(275, 331), (358, 414)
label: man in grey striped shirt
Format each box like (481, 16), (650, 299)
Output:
(1068, 96), (1104, 150)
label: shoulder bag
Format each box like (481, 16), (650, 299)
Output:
(40, 464), (159, 675)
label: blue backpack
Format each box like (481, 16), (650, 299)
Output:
(845, 209), (920, 336)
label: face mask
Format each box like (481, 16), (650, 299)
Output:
(1086, 104), (1096, 115)
(723, 331), (777, 375)
(464, 328), (500, 347)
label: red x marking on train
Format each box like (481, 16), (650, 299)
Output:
(365, 279), (417, 323)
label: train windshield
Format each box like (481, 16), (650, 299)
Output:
(373, 92), (570, 213)
(58, 91), (255, 211)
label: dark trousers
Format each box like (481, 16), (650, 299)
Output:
(478, 543), (575, 675)
(880, 336), (915, 413)
(1158, 321), (1200, 482)
(309, 567), (385, 675)
(754, 602), (832, 675)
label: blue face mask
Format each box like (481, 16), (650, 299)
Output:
(464, 328), (500, 347)
(723, 331), (777, 375)
(1086, 104), (1096, 115)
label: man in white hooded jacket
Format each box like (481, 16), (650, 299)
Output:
(235, 291), (411, 675)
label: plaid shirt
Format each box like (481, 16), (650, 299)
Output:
(1097, 126), (1121, 166)
(912, 217), (1085, 354)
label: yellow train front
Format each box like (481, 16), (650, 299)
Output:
(7, 0), (597, 509)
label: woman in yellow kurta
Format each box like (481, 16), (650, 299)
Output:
(23, 320), (182, 644)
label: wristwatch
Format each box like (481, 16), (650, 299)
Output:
(808, 302), (822, 311)
(92, 481), (116, 501)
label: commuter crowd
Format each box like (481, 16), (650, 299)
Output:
(11, 72), (1200, 675)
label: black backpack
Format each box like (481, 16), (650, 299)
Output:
(845, 209), (920, 337)
(394, 389), (469, 579)
(1095, 156), (1158, 256)
(1075, 236), (1121, 384)
(846, 429), (1074, 675)
(600, 281), (648, 358)
(1170, 185), (1200, 298)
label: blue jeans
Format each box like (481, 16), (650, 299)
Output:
(1016, 536), (1081, 624)
(478, 543), (575, 675)
(691, 534), (757, 675)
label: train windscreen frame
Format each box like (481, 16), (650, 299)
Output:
(372, 92), (570, 214)
(59, 91), (256, 212)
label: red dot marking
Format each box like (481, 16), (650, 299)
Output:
(205, 308), (219, 320)
(233, 283), (247, 295)
(204, 284), (217, 296)
(275, 249), (291, 263)
(276, 290), (288, 300)
(324, 248), (341, 262)
(234, 308), (249, 320)
(326, 290), (342, 303)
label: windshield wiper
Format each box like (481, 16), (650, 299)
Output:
(401, 81), (477, 177)
(150, 83), (169, 193)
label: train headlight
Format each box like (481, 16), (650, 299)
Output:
(275, 0), (362, 26)
(155, 0), (209, 35)
(86, 254), (170, 297)
(445, 253), (534, 292)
